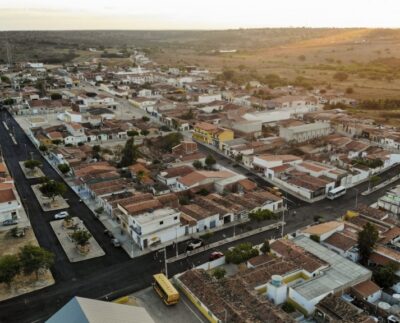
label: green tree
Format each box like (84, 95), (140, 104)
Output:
(205, 155), (216, 168)
(0, 255), (20, 287)
(260, 239), (270, 254)
(192, 160), (203, 169)
(158, 132), (183, 152)
(310, 234), (320, 243)
(71, 229), (92, 247)
(39, 145), (48, 153)
(369, 175), (381, 189)
(119, 138), (139, 167)
(225, 243), (259, 264)
(19, 245), (54, 279)
(282, 302), (295, 313)
(57, 163), (70, 175)
(127, 130), (139, 137)
(212, 268), (226, 280)
(141, 116), (150, 122)
(358, 222), (379, 265)
(24, 159), (41, 174)
(50, 93), (62, 100)
(373, 262), (399, 288)
(52, 139), (62, 145)
(249, 209), (276, 222)
(39, 179), (67, 201)
(141, 129), (150, 136)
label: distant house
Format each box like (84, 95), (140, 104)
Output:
(0, 188), (21, 223)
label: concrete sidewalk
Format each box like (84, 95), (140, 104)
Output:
(166, 221), (283, 264)
(362, 174), (400, 196)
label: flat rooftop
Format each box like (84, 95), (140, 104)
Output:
(291, 235), (371, 301)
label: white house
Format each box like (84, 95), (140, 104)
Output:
(0, 188), (21, 223)
(126, 208), (184, 250)
(197, 94), (222, 104)
(252, 154), (302, 178)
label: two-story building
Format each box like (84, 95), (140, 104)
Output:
(192, 122), (234, 150)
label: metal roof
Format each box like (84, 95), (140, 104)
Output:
(291, 235), (371, 301)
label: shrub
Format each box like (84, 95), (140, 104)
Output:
(282, 302), (296, 313)
(260, 239), (270, 253)
(192, 160), (203, 169)
(249, 209), (277, 222)
(225, 242), (259, 264)
(333, 72), (349, 82)
(212, 268), (226, 280)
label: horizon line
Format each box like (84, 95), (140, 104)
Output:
(1, 26), (400, 32)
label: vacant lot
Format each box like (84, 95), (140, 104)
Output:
(0, 228), (55, 301)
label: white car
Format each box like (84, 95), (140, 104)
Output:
(54, 211), (69, 219)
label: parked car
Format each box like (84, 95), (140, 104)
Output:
(111, 238), (121, 247)
(104, 229), (113, 237)
(209, 251), (224, 261)
(54, 211), (69, 219)
(3, 219), (18, 226)
(388, 315), (400, 323)
(186, 239), (204, 251)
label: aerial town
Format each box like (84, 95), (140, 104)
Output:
(2, 34), (400, 323)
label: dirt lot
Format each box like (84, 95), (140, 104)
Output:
(0, 228), (55, 301)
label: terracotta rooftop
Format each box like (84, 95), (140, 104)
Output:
(122, 199), (162, 215)
(352, 280), (381, 298)
(323, 232), (357, 251)
(179, 269), (294, 323)
(380, 227), (400, 245)
(256, 154), (301, 163)
(160, 166), (193, 179)
(270, 239), (327, 273)
(178, 170), (234, 187)
(0, 188), (16, 203)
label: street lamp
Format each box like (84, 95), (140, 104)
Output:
(158, 248), (168, 278)
(353, 188), (359, 209)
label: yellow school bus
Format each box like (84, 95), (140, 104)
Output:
(152, 273), (180, 305)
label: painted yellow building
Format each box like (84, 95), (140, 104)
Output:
(193, 122), (234, 150)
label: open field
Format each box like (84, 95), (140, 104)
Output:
(1, 28), (400, 107)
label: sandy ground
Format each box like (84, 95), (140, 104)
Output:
(0, 227), (55, 301)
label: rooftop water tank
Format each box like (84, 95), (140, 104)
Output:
(271, 275), (283, 287)
(378, 302), (391, 311)
(393, 294), (400, 303)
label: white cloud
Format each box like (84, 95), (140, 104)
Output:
(0, 0), (399, 30)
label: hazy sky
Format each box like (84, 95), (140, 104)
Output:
(1, 0), (400, 30)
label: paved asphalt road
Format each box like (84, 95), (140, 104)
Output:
(1, 109), (400, 323)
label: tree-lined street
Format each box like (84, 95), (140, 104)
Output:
(1, 109), (400, 322)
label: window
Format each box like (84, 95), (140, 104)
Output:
(159, 221), (164, 225)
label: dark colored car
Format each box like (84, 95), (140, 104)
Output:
(3, 219), (18, 226)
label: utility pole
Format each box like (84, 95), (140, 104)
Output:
(164, 248), (168, 277)
(354, 188), (359, 209)
(281, 205), (285, 238)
